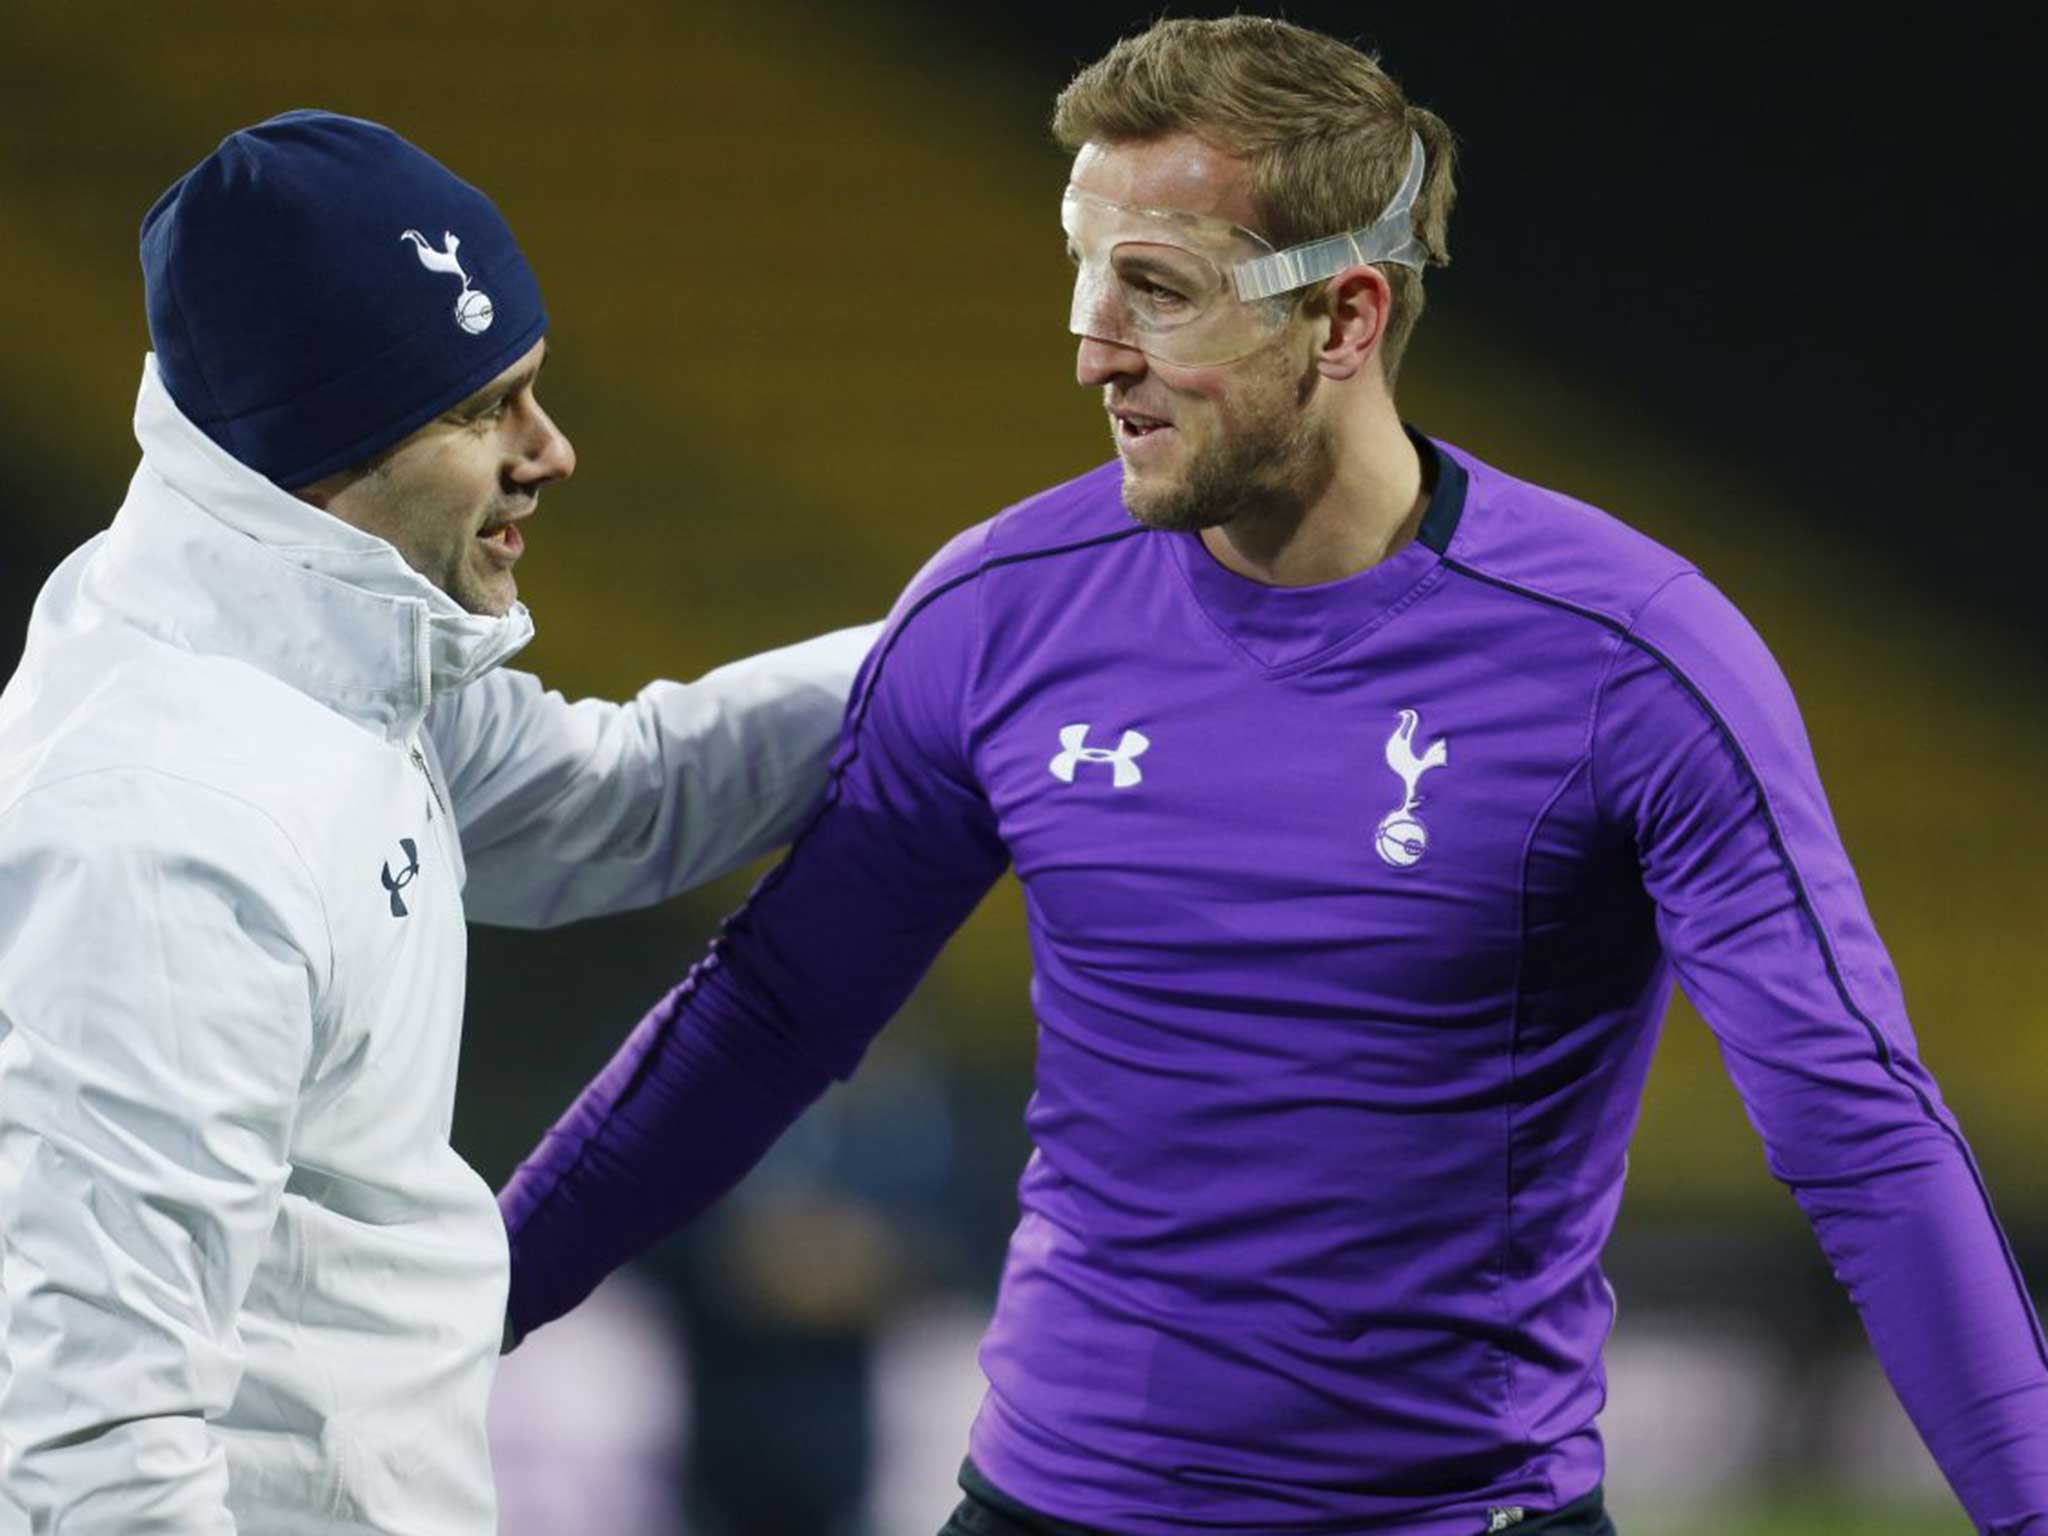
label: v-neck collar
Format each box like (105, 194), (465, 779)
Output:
(1166, 429), (1468, 675)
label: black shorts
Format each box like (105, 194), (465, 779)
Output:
(937, 1459), (1619, 1536)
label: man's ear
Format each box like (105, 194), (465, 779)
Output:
(1310, 263), (1393, 383)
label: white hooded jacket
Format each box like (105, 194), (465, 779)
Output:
(0, 359), (874, 1533)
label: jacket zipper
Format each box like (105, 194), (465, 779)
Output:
(409, 743), (448, 822)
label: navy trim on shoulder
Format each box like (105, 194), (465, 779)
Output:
(1408, 427), (1469, 556)
(1442, 556), (2048, 1375)
(734, 525), (1148, 938)
(505, 520), (1149, 1281)
(831, 523), (1139, 785)
(754, 523), (1148, 898)
(856, 524), (1155, 716)
(955, 525), (1146, 600)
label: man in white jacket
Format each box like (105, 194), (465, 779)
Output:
(0, 111), (874, 1534)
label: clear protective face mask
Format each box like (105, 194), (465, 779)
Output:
(1062, 130), (1429, 369)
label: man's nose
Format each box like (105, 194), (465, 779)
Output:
(1076, 332), (1148, 389)
(512, 401), (576, 486)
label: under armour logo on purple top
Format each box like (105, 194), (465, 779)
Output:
(1050, 724), (1150, 788)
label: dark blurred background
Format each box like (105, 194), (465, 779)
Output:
(2, 4), (2039, 1532)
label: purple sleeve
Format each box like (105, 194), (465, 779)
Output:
(1596, 572), (2048, 1533)
(499, 527), (1008, 1341)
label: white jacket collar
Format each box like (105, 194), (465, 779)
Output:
(96, 356), (534, 742)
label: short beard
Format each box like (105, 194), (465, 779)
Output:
(1120, 346), (1334, 536)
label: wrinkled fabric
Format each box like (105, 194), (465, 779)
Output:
(0, 357), (873, 1534)
(503, 438), (2047, 1534)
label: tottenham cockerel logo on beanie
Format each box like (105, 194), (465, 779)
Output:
(139, 109), (547, 489)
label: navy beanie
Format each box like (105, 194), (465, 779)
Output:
(140, 110), (547, 489)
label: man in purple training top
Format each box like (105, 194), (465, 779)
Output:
(499, 18), (2048, 1535)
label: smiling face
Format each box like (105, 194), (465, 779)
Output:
(298, 339), (575, 616)
(1067, 133), (1334, 534)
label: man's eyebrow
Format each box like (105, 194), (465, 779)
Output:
(1113, 250), (1203, 282)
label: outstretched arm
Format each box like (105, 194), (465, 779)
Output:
(427, 622), (881, 928)
(500, 530), (1008, 1340)
(1597, 572), (2047, 1535)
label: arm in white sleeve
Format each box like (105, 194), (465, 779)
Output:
(426, 623), (880, 928)
(0, 772), (326, 1536)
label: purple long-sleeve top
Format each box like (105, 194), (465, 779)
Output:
(501, 437), (2048, 1534)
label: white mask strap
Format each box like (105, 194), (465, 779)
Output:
(1231, 131), (1430, 302)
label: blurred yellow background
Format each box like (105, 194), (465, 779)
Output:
(4, 0), (2038, 1212)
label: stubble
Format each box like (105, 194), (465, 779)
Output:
(1120, 346), (1335, 537)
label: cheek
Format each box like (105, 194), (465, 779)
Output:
(1151, 348), (1292, 422)
(431, 463), (496, 528)
(1143, 370), (1228, 442)
(1148, 356), (1224, 400)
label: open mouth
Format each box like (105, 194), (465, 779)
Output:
(477, 519), (524, 556)
(1115, 410), (1173, 442)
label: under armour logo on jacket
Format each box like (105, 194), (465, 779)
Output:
(1375, 708), (1449, 868)
(1050, 724), (1150, 788)
(381, 838), (421, 918)
(399, 228), (495, 334)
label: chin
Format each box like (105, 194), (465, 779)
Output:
(450, 573), (518, 618)
(1120, 468), (1226, 533)
(476, 584), (519, 618)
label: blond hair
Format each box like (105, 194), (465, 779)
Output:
(1052, 16), (1457, 386)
